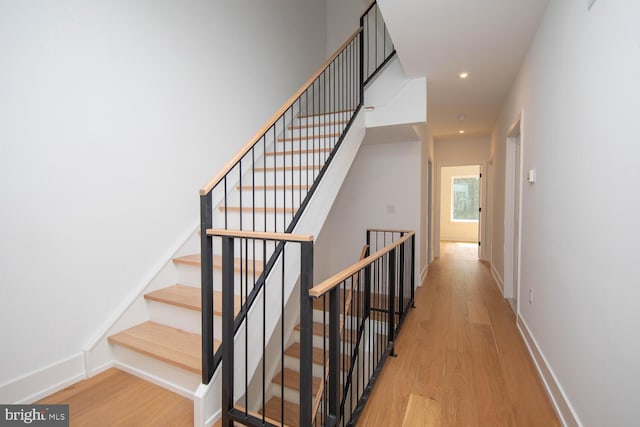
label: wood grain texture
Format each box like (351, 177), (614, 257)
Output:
(261, 396), (300, 427)
(358, 242), (560, 426)
(144, 284), (242, 316)
(36, 368), (192, 426)
(206, 229), (313, 242)
(108, 321), (214, 374)
(402, 393), (441, 427)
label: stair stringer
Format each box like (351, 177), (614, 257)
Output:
(194, 110), (366, 427)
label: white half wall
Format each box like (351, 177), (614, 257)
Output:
(489, 1), (640, 425)
(0, 0), (326, 401)
(364, 57), (427, 128)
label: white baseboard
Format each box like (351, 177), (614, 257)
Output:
(490, 262), (504, 294)
(0, 353), (85, 404)
(517, 315), (582, 427)
(420, 265), (428, 286)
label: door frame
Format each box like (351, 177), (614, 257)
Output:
(504, 112), (524, 314)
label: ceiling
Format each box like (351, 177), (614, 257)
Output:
(378, 0), (549, 139)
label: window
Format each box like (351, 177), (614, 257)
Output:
(452, 176), (479, 221)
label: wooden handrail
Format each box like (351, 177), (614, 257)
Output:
(207, 229), (313, 242)
(199, 27), (363, 196)
(309, 232), (414, 298)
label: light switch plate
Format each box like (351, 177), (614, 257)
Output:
(527, 169), (536, 183)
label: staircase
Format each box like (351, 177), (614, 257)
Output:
(95, 3), (402, 426)
(107, 110), (353, 393)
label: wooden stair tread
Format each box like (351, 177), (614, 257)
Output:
(219, 206), (297, 214)
(254, 164), (321, 172)
(144, 284), (242, 316)
(173, 254), (263, 275)
(262, 397), (300, 427)
(277, 133), (340, 142)
(285, 342), (326, 365)
(297, 109), (355, 119)
(295, 321), (356, 343)
(108, 321), (215, 374)
(285, 343), (348, 370)
(238, 184), (310, 191)
(265, 147), (332, 156)
(272, 367), (321, 393)
(289, 119), (348, 130)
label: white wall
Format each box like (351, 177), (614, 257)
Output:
(416, 125), (435, 277)
(440, 165), (479, 243)
(314, 139), (421, 284)
(0, 0), (326, 395)
(490, 1), (640, 425)
(326, 0), (370, 54)
(433, 137), (489, 256)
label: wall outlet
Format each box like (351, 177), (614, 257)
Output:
(528, 288), (534, 304)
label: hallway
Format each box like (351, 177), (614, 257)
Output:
(359, 242), (559, 426)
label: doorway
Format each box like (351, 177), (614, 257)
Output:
(504, 115), (523, 313)
(439, 165), (481, 257)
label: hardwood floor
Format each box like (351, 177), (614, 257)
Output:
(36, 368), (192, 426)
(358, 241), (560, 426)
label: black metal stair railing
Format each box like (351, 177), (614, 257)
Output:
(308, 229), (416, 426)
(199, 0), (396, 386)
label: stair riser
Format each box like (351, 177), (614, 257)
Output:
(283, 354), (326, 378)
(212, 212), (298, 233)
(292, 330), (357, 350)
(225, 190), (305, 209)
(266, 151), (335, 168)
(175, 264), (260, 293)
(235, 169), (321, 187)
(312, 310), (363, 325)
(285, 123), (347, 136)
(111, 346), (201, 395)
(146, 300), (229, 341)
(270, 383), (301, 406)
(294, 111), (354, 124)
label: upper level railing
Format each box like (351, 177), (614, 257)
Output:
(199, 1), (396, 385)
(308, 229), (415, 426)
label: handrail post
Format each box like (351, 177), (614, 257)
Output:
(388, 248), (396, 357)
(200, 193), (214, 384)
(299, 241), (314, 426)
(364, 230), (371, 318)
(399, 240), (405, 319)
(411, 234), (416, 308)
(359, 14), (365, 105)
(221, 236), (235, 427)
(327, 286), (341, 426)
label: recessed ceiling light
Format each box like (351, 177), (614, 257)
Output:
(459, 130), (465, 134)
(459, 72), (469, 79)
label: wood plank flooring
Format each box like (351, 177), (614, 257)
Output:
(36, 368), (192, 426)
(358, 241), (560, 426)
